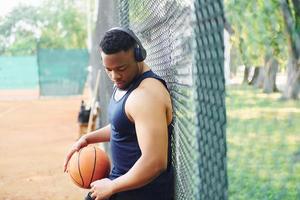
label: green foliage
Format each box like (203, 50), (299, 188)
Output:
(225, 0), (288, 68)
(227, 85), (300, 199)
(8, 31), (37, 55)
(129, 0), (151, 24)
(0, 0), (87, 56)
(0, 5), (40, 55)
(38, 0), (87, 49)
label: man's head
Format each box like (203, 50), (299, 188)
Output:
(100, 27), (147, 62)
(100, 29), (136, 55)
(99, 28), (145, 89)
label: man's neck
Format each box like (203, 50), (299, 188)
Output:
(138, 62), (150, 74)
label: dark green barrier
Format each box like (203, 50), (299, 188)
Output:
(0, 56), (38, 89)
(37, 48), (89, 96)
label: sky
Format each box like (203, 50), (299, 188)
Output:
(0, 0), (41, 17)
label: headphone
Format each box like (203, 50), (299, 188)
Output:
(107, 27), (147, 62)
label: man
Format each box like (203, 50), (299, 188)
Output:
(63, 27), (174, 200)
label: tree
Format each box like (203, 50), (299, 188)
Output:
(38, 0), (87, 49)
(225, 0), (287, 93)
(0, 0), (87, 56)
(0, 5), (40, 55)
(280, 0), (300, 99)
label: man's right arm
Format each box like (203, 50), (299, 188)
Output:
(84, 123), (111, 144)
(63, 124), (111, 172)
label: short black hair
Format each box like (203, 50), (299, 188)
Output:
(99, 30), (136, 54)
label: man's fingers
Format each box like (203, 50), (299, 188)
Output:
(90, 181), (96, 187)
(90, 191), (97, 199)
(63, 153), (72, 171)
(63, 148), (77, 172)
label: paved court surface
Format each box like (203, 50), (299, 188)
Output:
(0, 96), (90, 200)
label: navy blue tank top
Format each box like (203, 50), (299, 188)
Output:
(108, 70), (174, 200)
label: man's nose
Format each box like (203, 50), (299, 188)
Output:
(111, 71), (121, 80)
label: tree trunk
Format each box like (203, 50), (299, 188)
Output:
(242, 66), (250, 84)
(282, 57), (300, 99)
(224, 29), (231, 85)
(280, 0), (300, 99)
(238, 37), (250, 84)
(254, 67), (265, 88)
(263, 57), (279, 93)
(249, 66), (260, 85)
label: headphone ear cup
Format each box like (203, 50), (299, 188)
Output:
(134, 47), (144, 62)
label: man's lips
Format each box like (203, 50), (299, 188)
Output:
(115, 81), (122, 84)
(115, 81), (124, 87)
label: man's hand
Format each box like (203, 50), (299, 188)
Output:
(90, 178), (115, 200)
(63, 137), (88, 172)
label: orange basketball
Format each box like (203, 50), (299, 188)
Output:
(67, 146), (111, 189)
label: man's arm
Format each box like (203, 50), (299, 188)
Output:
(63, 124), (111, 172)
(111, 80), (169, 193)
(84, 123), (111, 144)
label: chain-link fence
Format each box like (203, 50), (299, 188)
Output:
(89, 0), (119, 127)
(116, 0), (227, 199)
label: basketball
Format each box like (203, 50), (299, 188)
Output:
(67, 146), (111, 189)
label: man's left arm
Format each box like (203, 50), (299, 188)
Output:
(112, 88), (169, 191)
(90, 85), (169, 199)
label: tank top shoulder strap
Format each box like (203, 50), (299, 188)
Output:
(129, 70), (169, 92)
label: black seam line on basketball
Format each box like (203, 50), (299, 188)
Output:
(69, 172), (82, 186)
(90, 146), (97, 186)
(78, 149), (85, 187)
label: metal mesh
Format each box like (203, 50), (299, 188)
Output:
(37, 48), (89, 96)
(118, 0), (227, 199)
(194, 1), (227, 199)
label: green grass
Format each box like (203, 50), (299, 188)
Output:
(226, 85), (300, 200)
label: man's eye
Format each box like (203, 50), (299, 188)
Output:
(118, 67), (126, 71)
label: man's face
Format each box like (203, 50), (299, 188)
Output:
(101, 49), (139, 90)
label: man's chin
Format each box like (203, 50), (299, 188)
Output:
(116, 83), (128, 90)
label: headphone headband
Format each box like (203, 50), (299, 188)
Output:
(108, 27), (144, 49)
(107, 27), (147, 62)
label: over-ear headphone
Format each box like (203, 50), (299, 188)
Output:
(107, 27), (147, 62)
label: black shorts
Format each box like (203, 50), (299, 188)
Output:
(86, 168), (174, 200)
(108, 187), (174, 200)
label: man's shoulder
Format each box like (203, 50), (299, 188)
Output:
(125, 76), (172, 122)
(126, 78), (169, 108)
(139, 77), (167, 92)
